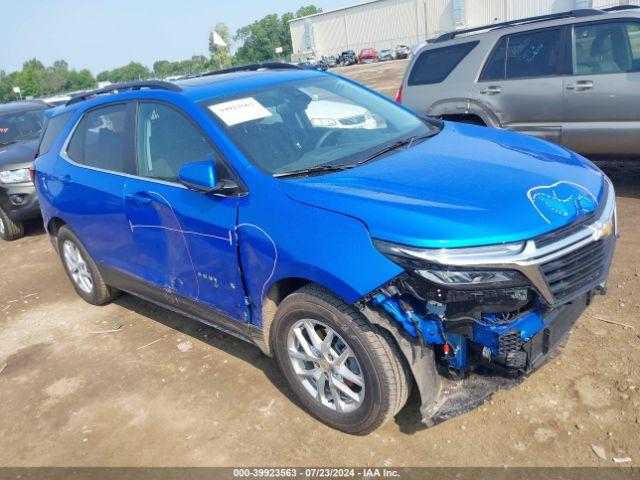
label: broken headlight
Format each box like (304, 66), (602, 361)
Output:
(373, 239), (529, 289)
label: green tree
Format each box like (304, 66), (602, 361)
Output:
(233, 6), (322, 64)
(209, 22), (232, 71)
(97, 61), (151, 83)
(153, 60), (174, 79)
(295, 5), (322, 17)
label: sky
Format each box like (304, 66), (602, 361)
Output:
(0, 0), (348, 74)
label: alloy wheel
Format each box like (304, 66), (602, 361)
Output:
(0, 216), (5, 237)
(287, 319), (365, 413)
(62, 240), (94, 294)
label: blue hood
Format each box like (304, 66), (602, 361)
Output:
(279, 123), (606, 248)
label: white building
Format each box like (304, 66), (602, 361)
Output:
(289, 0), (638, 60)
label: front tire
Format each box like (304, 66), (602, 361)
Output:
(0, 208), (25, 241)
(57, 226), (117, 305)
(272, 285), (410, 435)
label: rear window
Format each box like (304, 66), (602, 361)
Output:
(66, 103), (132, 174)
(37, 111), (74, 157)
(480, 28), (563, 81)
(408, 41), (478, 86)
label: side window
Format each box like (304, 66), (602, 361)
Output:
(480, 37), (507, 81)
(573, 21), (640, 74)
(408, 42), (478, 86)
(37, 111), (74, 157)
(67, 104), (131, 173)
(136, 102), (216, 182)
(505, 28), (562, 79)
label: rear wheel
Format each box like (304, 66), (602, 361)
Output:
(272, 284), (410, 435)
(0, 208), (25, 241)
(57, 226), (117, 305)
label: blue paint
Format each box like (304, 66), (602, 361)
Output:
(446, 333), (467, 370)
(371, 293), (445, 344)
(473, 310), (546, 355)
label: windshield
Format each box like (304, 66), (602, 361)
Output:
(202, 76), (438, 177)
(0, 109), (46, 145)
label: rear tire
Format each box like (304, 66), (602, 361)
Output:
(272, 284), (411, 435)
(0, 208), (25, 241)
(57, 226), (117, 305)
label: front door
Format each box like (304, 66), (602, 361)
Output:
(561, 19), (640, 155)
(123, 101), (247, 322)
(473, 26), (566, 143)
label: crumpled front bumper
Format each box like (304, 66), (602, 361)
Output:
(425, 293), (589, 425)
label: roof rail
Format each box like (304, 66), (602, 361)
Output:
(198, 62), (302, 77)
(65, 80), (181, 106)
(603, 4), (640, 11)
(434, 9), (603, 43)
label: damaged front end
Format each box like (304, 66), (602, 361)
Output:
(358, 184), (617, 425)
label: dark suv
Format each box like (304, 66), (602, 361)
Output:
(0, 100), (49, 240)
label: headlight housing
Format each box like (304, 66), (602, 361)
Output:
(310, 118), (338, 127)
(0, 168), (31, 184)
(374, 239), (529, 289)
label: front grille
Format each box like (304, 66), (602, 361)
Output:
(534, 215), (595, 248)
(541, 240), (607, 303)
(339, 114), (366, 126)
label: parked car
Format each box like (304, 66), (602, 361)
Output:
(35, 64), (616, 434)
(0, 100), (49, 241)
(322, 56), (338, 68)
(305, 100), (378, 129)
(398, 6), (640, 156)
(338, 50), (358, 66)
(358, 48), (378, 62)
(395, 44), (411, 59)
(297, 60), (328, 72)
(379, 49), (394, 61)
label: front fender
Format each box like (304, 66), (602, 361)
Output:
(236, 192), (402, 328)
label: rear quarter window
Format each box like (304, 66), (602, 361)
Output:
(37, 111), (74, 157)
(408, 41), (479, 86)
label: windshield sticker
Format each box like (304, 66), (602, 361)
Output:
(209, 97), (272, 126)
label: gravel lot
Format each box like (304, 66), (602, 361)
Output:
(0, 60), (639, 468)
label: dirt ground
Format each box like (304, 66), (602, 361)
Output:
(0, 60), (639, 468)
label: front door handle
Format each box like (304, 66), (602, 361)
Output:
(480, 85), (502, 95)
(125, 192), (152, 206)
(566, 80), (593, 91)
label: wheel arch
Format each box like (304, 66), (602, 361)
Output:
(426, 98), (500, 128)
(46, 216), (68, 250)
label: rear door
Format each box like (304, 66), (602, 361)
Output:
(123, 101), (247, 321)
(561, 18), (640, 155)
(55, 102), (136, 273)
(473, 26), (568, 143)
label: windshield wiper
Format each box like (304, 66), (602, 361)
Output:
(355, 132), (437, 166)
(0, 140), (18, 147)
(273, 163), (353, 178)
(274, 132), (439, 179)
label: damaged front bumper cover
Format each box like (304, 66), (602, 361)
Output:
(360, 293), (591, 426)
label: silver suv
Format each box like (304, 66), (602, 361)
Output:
(399, 6), (640, 156)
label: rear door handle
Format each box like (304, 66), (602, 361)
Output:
(125, 192), (152, 206)
(566, 80), (593, 91)
(480, 85), (502, 95)
(62, 175), (73, 186)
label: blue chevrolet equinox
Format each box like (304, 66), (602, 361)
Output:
(34, 63), (617, 434)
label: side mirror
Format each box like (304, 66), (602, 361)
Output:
(178, 159), (239, 195)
